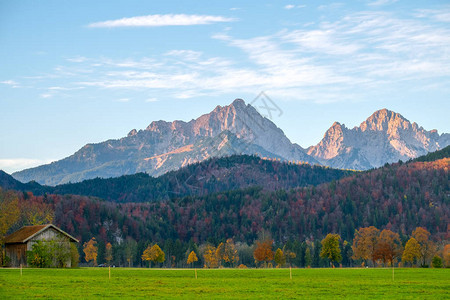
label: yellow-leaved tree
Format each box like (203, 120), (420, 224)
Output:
(216, 239), (239, 267)
(274, 248), (286, 268)
(412, 227), (435, 267)
(142, 244), (165, 268)
(320, 233), (342, 267)
(187, 251), (198, 267)
(201, 244), (219, 268)
(402, 237), (421, 266)
(83, 237), (98, 266)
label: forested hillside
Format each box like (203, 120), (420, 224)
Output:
(2, 155), (354, 202)
(1, 149), (447, 267)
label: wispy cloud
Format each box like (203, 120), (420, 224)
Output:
(88, 14), (236, 28)
(40, 93), (53, 98)
(284, 4), (306, 10)
(67, 56), (88, 63)
(116, 98), (131, 102)
(368, 0), (398, 6)
(24, 7), (450, 103)
(414, 8), (450, 23)
(145, 98), (158, 102)
(0, 80), (18, 85)
(0, 158), (54, 173)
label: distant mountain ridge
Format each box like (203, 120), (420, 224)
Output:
(307, 109), (449, 170)
(2, 155), (354, 203)
(12, 99), (317, 185)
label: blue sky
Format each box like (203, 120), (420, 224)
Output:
(1, 0), (449, 173)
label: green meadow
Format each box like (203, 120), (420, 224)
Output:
(0, 268), (448, 299)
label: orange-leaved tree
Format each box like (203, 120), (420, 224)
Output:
(373, 229), (403, 266)
(83, 237), (98, 266)
(352, 226), (379, 266)
(443, 244), (450, 267)
(412, 227), (435, 267)
(253, 239), (274, 268)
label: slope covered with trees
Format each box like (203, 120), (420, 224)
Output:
(1, 148), (448, 267)
(2, 155), (354, 203)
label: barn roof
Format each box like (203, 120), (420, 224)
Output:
(4, 224), (79, 244)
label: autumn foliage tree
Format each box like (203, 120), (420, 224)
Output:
(201, 244), (219, 268)
(0, 189), (20, 252)
(412, 227), (435, 266)
(253, 239), (274, 267)
(83, 237), (98, 266)
(142, 244), (165, 267)
(320, 234), (342, 267)
(443, 244), (450, 267)
(402, 238), (421, 266)
(274, 248), (286, 268)
(19, 199), (53, 226)
(373, 229), (403, 266)
(352, 226), (380, 266)
(187, 251), (198, 267)
(216, 239), (239, 267)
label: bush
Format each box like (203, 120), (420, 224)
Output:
(27, 240), (51, 268)
(238, 264), (247, 269)
(70, 243), (80, 268)
(431, 256), (443, 268)
(2, 255), (11, 267)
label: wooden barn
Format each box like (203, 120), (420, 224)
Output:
(4, 224), (78, 267)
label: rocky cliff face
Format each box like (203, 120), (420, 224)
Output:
(13, 99), (317, 185)
(308, 109), (449, 170)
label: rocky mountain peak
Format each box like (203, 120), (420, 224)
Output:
(308, 108), (449, 170)
(127, 129), (138, 137)
(360, 108), (410, 133)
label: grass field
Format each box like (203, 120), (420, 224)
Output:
(0, 267), (448, 299)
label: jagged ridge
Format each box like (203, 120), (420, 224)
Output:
(308, 108), (449, 169)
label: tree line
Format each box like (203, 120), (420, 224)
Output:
(73, 226), (448, 269)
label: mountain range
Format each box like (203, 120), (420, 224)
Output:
(12, 99), (449, 185)
(308, 108), (449, 170)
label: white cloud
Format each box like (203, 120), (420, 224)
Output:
(67, 56), (88, 63)
(368, 0), (398, 6)
(116, 98), (131, 102)
(88, 14), (236, 28)
(165, 50), (203, 61)
(285, 4), (306, 10)
(32, 7), (450, 103)
(0, 158), (54, 174)
(414, 8), (450, 23)
(145, 98), (158, 102)
(0, 80), (18, 85)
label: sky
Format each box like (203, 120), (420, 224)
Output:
(1, 0), (449, 173)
